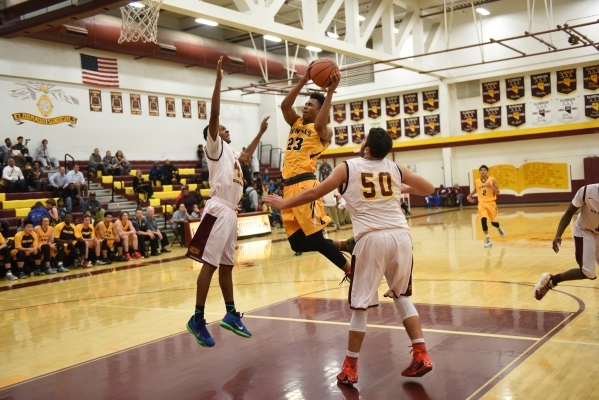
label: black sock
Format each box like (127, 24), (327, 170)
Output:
(194, 305), (205, 322)
(225, 302), (236, 315)
(550, 275), (561, 286)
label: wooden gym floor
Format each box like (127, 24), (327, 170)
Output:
(0, 203), (598, 399)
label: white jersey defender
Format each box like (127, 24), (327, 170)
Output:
(572, 184), (599, 279)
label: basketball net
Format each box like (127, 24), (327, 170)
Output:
(118, 0), (164, 44)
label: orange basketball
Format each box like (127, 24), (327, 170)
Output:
(309, 58), (339, 88)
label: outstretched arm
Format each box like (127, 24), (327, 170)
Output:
(238, 117), (270, 163)
(281, 68), (312, 126)
(314, 71), (340, 143)
(207, 57), (224, 142)
(552, 203), (579, 253)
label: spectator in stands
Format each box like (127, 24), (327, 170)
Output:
(196, 146), (204, 168)
(30, 161), (45, 191)
(171, 203), (190, 243)
(200, 166), (209, 189)
(45, 199), (60, 225)
(337, 195), (352, 225)
(133, 169), (153, 199)
(176, 188), (198, 214)
(319, 159), (332, 181)
(81, 192), (104, 222)
(48, 166), (69, 197)
(4, 139), (21, 168)
(115, 150), (132, 175)
(0, 219), (9, 238)
(15, 137), (32, 162)
(438, 184), (452, 207)
(27, 202), (51, 227)
(103, 151), (122, 176)
(244, 182), (258, 212)
(267, 179), (276, 193)
(144, 206), (170, 255)
(253, 172), (263, 196)
(132, 208), (152, 257)
(62, 182), (81, 213)
(57, 198), (68, 221)
(88, 148), (107, 177)
(191, 204), (201, 219)
(9, 137), (30, 167)
(241, 161), (252, 189)
(162, 159), (180, 185)
(192, 186), (203, 206)
(251, 151), (260, 174)
(2, 158), (26, 192)
(262, 168), (270, 183)
(114, 211), (142, 261)
(174, 185), (187, 205)
(322, 188), (341, 231)
(425, 191), (441, 209)
(400, 198), (411, 216)
(67, 165), (88, 197)
(150, 161), (163, 186)
(199, 199), (206, 214)
(0, 139), (9, 167)
(36, 139), (58, 169)
(453, 183), (463, 207)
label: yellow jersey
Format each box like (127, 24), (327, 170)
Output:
(95, 221), (115, 239)
(15, 231), (38, 248)
(35, 226), (53, 245)
(0, 233), (5, 246)
(282, 118), (329, 179)
(475, 177), (497, 203)
(76, 224), (95, 240)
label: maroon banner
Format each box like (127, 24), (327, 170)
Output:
(583, 65), (599, 91)
(531, 73), (551, 98)
(556, 69), (577, 95)
(89, 89), (102, 112)
(585, 94), (599, 119)
(166, 97), (176, 117)
(422, 90), (439, 112)
(351, 124), (365, 143)
(148, 95), (159, 116)
(482, 81), (500, 104)
(367, 98), (381, 119)
(182, 99), (192, 118)
(386, 119), (401, 139)
(385, 96), (400, 117)
(334, 126), (348, 146)
(460, 110), (478, 132)
(483, 106), (501, 129)
(423, 114), (440, 136)
(350, 101), (364, 121)
(403, 93), (418, 115)
(110, 92), (123, 114)
(506, 103), (526, 127)
(333, 104), (346, 123)
(505, 77), (525, 101)
(404, 117), (420, 138)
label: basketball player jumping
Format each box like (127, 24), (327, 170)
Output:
(186, 57), (269, 347)
(534, 183), (599, 300)
(280, 63), (353, 280)
(467, 165), (506, 247)
(265, 128), (435, 383)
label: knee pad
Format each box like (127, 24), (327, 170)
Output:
(481, 217), (488, 231)
(393, 296), (419, 321)
(349, 310), (368, 332)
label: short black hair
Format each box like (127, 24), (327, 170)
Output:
(105, 211), (113, 217)
(136, 208), (143, 212)
(17, 136), (23, 140)
(364, 128), (393, 159)
(203, 125), (209, 141)
(23, 219), (34, 227)
(34, 201), (43, 208)
(479, 165), (489, 171)
(309, 93), (325, 109)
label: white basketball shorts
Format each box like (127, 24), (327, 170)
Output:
(573, 226), (599, 280)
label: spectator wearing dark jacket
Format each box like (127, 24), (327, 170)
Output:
(89, 148), (108, 177)
(81, 192), (105, 221)
(62, 182), (80, 213)
(149, 161), (163, 186)
(133, 169), (154, 199)
(162, 160), (180, 185)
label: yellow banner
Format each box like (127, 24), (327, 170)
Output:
(472, 162), (570, 195)
(12, 113), (77, 127)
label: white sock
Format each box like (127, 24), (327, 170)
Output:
(411, 338), (425, 344)
(347, 350), (359, 358)
(485, 234), (490, 239)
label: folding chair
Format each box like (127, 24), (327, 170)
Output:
(167, 215), (184, 247)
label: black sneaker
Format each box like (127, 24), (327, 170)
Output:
(161, 248), (171, 253)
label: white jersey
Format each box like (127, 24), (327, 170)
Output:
(205, 134), (244, 207)
(340, 158), (409, 241)
(573, 184), (599, 236)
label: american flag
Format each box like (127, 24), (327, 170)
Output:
(80, 54), (120, 87)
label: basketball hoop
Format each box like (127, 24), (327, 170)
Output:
(118, 0), (164, 44)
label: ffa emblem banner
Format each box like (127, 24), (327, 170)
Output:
(482, 81), (500, 104)
(110, 92), (123, 113)
(403, 93), (418, 115)
(148, 95), (159, 116)
(386, 119), (401, 139)
(333, 104), (346, 123)
(557, 97), (578, 122)
(505, 77), (525, 101)
(385, 96), (400, 117)
(483, 106), (501, 129)
(367, 98), (381, 119)
(583, 65), (599, 91)
(460, 110), (478, 132)
(404, 117), (420, 138)
(351, 124), (364, 143)
(166, 97), (176, 117)
(334, 126), (348, 146)
(423, 114), (440, 136)
(531, 100), (552, 125)
(182, 99), (192, 118)
(422, 90), (439, 112)
(531, 73), (551, 98)
(198, 101), (206, 119)
(130, 94), (141, 115)
(556, 69), (577, 95)
(585, 94), (599, 119)
(506, 104), (526, 127)
(350, 101), (364, 121)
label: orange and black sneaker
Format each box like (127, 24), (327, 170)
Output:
(401, 344), (433, 378)
(335, 237), (356, 254)
(336, 356), (359, 385)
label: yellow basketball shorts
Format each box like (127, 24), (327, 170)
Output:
(282, 179), (331, 237)
(477, 201), (498, 222)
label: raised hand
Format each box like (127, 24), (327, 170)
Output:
(259, 116), (270, 134)
(327, 69), (341, 92)
(216, 56), (223, 81)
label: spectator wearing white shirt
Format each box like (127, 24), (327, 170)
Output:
(66, 165), (88, 197)
(2, 158), (26, 192)
(48, 166), (69, 197)
(322, 188), (341, 231)
(250, 152), (260, 173)
(36, 139), (59, 169)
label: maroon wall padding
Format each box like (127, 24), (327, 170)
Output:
(583, 157), (599, 186)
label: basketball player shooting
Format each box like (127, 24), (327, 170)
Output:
(265, 128), (435, 384)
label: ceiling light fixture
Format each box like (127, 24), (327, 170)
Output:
(129, 2), (145, 8)
(195, 18), (219, 26)
(263, 34), (282, 42)
(357, 15), (366, 21)
(306, 45), (322, 52)
(475, 7), (490, 15)
(327, 30), (339, 39)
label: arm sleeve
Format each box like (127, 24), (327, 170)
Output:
(572, 186), (586, 207)
(206, 134), (222, 160)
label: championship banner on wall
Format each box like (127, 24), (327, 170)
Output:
(333, 104), (346, 123)
(531, 100), (552, 125)
(557, 97), (578, 122)
(385, 96), (400, 117)
(460, 110), (478, 132)
(482, 81), (500, 104)
(556, 69), (577, 95)
(404, 117), (420, 138)
(583, 65), (599, 91)
(367, 98), (381, 119)
(198, 101), (206, 119)
(386, 119), (401, 139)
(166, 97), (176, 117)
(89, 89), (102, 112)
(531, 73), (551, 98)
(422, 90), (439, 112)
(403, 93), (418, 115)
(505, 77), (525, 101)
(506, 103), (526, 127)
(182, 99), (192, 118)
(148, 95), (159, 116)
(130, 94), (141, 115)
(351, 124), (365, 143)
(334, 126), (349, 146)
(110, 92), (123, 113)
(585, 94), (599, 119)
(423, 114), (440, 136)
(350, 101), (364, 121)
(483, 106), (501, 129)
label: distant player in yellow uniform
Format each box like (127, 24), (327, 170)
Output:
(95, 211), (119, 265)
(76, 215), (100, 265)
(35, 216), (66, 274)
(11, 219), (42, 277)
(467, 165), (506, 247)
(0, 232), (16, 280)
(280, 63), (351, 279)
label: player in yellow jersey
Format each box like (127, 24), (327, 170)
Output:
(95, 211), (119, 265)
(0, 232), (16, 280)
(35, 216), (66, 274)
(11, 219), (42, 278)
(467, 165), (506, 247)
(280, 64), (352, 279)
(76, 215), (100, 266)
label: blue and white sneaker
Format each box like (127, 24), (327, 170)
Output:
(57, 265), (69, 273)
(45, 267), (57, 275)
(186, 316), (215, 347)
(220, 312), (252, 338)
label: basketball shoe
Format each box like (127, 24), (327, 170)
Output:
(484, 238), (492, 247)
(401, 344), (433, 377)
(186, 316), (215, 347)
(337, 357), (358, 385)
(335, 237), (356, 254)
(498, 227), (506, 238)
(220, 311), (252, 338)
(534, 272), (555, 300)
